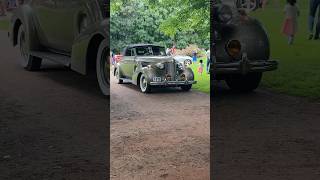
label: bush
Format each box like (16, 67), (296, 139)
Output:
(175, 44), (206, 57)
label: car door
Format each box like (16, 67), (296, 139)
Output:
(51, 0), (84, 53)
(121, 48), (136, 78)
(31, 0), (58, 49)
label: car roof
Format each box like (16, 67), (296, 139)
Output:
(126, 44), (163, 48)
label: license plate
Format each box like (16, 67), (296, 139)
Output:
(153, 77), (162, 82)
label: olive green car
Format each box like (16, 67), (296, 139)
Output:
(114, 44), (197, 93)
(9, 0), (109, 96)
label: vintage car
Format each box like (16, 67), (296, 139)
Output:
(8, 0), (109, 96)
(212, 2), (278, 91)
(114, 44), (197, 93)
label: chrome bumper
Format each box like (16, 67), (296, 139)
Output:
(150, 80), (197, 86)
(213, 56), (278, 75)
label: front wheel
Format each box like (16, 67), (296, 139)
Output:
(18, 25), (42, 71)
(225, 72), (262, 92)
(181, 84), (192, 91)
(96, 39), (109, 96)
(139, 74), (151, 93)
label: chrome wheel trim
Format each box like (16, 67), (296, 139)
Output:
(140, 75), (148, 92)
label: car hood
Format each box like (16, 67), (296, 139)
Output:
(136, 56), (173, 63)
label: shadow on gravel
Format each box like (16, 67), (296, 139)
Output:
(35, 63), (106, 99)
(211, 80), (261, 99)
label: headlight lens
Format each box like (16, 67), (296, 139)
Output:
(226, 40), (242, 59)
(177, 63), (184, 70)
(155, 63), (164, 69)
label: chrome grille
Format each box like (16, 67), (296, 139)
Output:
(164, 62), (176, 80)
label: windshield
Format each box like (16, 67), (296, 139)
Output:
(135, 46), (166, 56)
(99, 0), (108, 18)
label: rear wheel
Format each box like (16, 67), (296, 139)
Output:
(96, 39), (109, 96)
(115, 68), (123, 84)
(139, 74), (151, 93)
(225, 72), (262, 92)
(18, 25), (42, 71)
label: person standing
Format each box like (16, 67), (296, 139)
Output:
(192, 51), (197, 63)
(309, 0), (320, 39)
(0, 0), (6, 16)
(206, 49), (211, 74)
(316, 10), (320, 39)
(281, 0), (300, 45)
(198, 60), (204, 76)
(170, 44), (176, 55)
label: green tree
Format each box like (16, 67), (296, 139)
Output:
(110, 0), (210, 52)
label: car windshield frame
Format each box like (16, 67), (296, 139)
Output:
(135, 46), (167, 56)
(99, 0), (108, 18)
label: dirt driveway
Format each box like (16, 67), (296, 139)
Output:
(212, 82), (320, 180)
(0, 31), (108, 179)
(110, 75), (210, 179)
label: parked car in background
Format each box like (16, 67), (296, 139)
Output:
(236, 0), (261, 12)
(9, 0), (109, 96)
(173, 55), (193, 67)
(212, 2), (277, 92)
(114, 44), (197, 93)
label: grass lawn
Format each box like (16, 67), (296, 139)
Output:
(0, 19), (9, 31)
(190, 57), (210, 93)
(251, 1), (320, 100)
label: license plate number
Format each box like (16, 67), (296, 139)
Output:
(153, 77), (162, 82)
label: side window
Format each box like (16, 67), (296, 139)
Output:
(125, 48), (132, 56)
(131, 49), (135, 56)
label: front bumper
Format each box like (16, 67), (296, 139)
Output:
(150, 80), (197, 86)
(213, 56), (278, 75)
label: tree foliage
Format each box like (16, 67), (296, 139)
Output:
(110, 0), (209, 52)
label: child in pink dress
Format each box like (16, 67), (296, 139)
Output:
(198, 60), (204, 76)
(281, 0), (300, 45)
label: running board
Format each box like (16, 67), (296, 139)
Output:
(120, 78), (133, 83)
(30, 51), (71, 66)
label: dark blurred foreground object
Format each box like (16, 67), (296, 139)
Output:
(8, 0), (109, 96)
(212, 2), (278, 92)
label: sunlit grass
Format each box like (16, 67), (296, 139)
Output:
(0, 19), (9, 31)
(251, 3), (320, 99)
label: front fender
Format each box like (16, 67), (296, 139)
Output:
(184, 67), (195, 81)
(71, 19), (107, 75)
(132, 66), (151, 85)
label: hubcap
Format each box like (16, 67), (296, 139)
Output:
(140, 75), (147, 92)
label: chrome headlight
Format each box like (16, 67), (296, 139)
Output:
(177, 63), (184, 70)
(226, 40), (242, 59)
(155, 63), (164, 69)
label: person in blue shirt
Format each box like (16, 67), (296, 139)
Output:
(192, 51), (197, 63)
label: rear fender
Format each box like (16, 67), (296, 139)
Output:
(10, 5), (41, 50)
